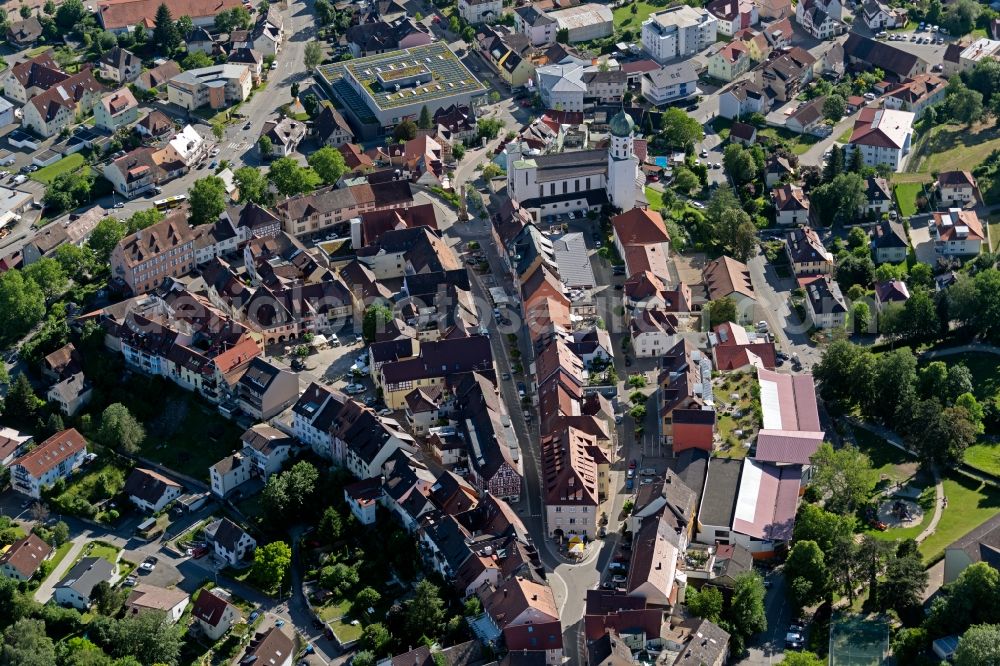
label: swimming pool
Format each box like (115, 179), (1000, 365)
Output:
(652, 156), (668, 168)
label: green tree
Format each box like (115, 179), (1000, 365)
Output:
(362, 623), (392, 655)
(320, 563), (359, 595)
(23, 258), (67, 299)
(823, 93), (846, 121)
(722, 144), (759, 185)
(811, 172), (866, 225)
(251, 540), (291, 591)
(52, 243), (91, 280)
(98, 403), (145, 454)
(452, 143), (466, 161)
(126, 208), (163, 233)
(405, 580), (445, 641)
(823, 145), (843, 182)
(867, 347), (918, 422)
(318, 506), (342, 544)
(87, 218), (127, 262)
(234, 166), (269, 204)
(352, 651), (376, 666)
(90, 581), (126, 617)
(393, 119), (417, 142)
(54, 0), (85, 29)
(90, 609), (181, 665)
(1, 618), (56, 666)
(307, 146), (347, 185)
(879, 540), (928, 613)
(187, 176), (227, 226)
(5, 373), (42, 419)
(947, 81), (984, 125)
(716, 208), (757, 261)
(268, 157), (319, 196)
(847, 226), (868, 249)
(659, 107), (704, 149)
(902, 398), (978, 468)
(50, 521), (69, 547)
(706, 296), (737, 327)
(175, 14), (193, 38)
(181, 50), (213, 70)
(929, 562), (1000, 634)
(356, 587), (381, 609)
(784, 540), (829, 609)
(258, 135), (274, 157)
(686, 585), (723, 622)
(793, 503), (855, 556)
(809, 443), (875, 514)
(363, 303), (392, 342)
(418, 105), (432, 130)
(955, 624), (1000, 666)
(942, 0), (981, 36)
(726, 573), (767, 653)
(782, 652), (826, 666)
(304, 40), (323, 69)
(477, 117), (504, 141)
(152, 3), (180, 52)
(851, 301), (871, 334)
(814, 341), (875, 411)
(956, 392), (985, 434)
(0, 270), (45, 338)
(671, 166), (700, 194)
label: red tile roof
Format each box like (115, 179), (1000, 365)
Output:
(12, 428), (86, 478)
(0, 533), (52, 578)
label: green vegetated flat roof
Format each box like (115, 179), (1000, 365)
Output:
(318, 42), (486, 112)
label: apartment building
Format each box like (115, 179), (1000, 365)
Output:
(110, 213), (197, 294)
(10, 428), (88, 498)
(166, 64), (252, 111)
(642, 6), (718, 63)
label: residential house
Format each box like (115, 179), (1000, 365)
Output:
(760, 47), (816, 102)
(276, 181), (414, 237)
(290, 382), (348, 459)
(94, 88), (140, 132)
(865, 176), (894, 215)
(204, 518), (256, 565)
(933, 208), (984, 256)
(718, 79), (764, 119)
(110, 213), (197, 293)
(759, 0), (792, 19)
(237, 357), (299, 420)
(345, 16), (432, 57)
(734, 27), (769, 62)
(630, 309), (679, 358)
(459, 0), (502, 24)
(943, 513), (1000, 584)
(47, 372), (93, 416)
(135, 60), (181, 91)
(541, 424), (599, 539)
(124, 467), (182, 512)
(98, 47), (142, 83)
(185, 27), (216, 55)
(455, 373), (523, 503)
(239, 423), (295, 479)
(54, 557), (114, 609)
(871, 218), (909, 264)
(232, 8), (283, 56)
(228, 48), (264, 83)
(4, 51), (66, 103)
(884, 73), (947, 118)
(477, 26), (536, 89)
(22, 206), (104, 265)
(192, 589), (242, 640)
(641, 61), (699, 105)
(611, 207), (671, 279)
(135, 110), (175, 138)
(761, 16), (794, 48)
(313, 102), (354, 147)
(764, 155), (795, 186)
(626, 509), (682, 606)
(479, 577), (562, 663)
(730, 120), (757, 145)
(21, 69), (106, 138)
(709, 41), (751, 82)
(708, 0), (759, 36)
(795, 0), (845, 39)
(344, 478), (382, 525)
(376, 334), (493, 409)
(803, 274), (847, 328)
(124, 584), (189, 623)
(874, 279), (910, 313)
(514, 5), (558, 47)
(166, 64), (252, 111)
(703, 255), (756, 323)
(784, 226), (833, 275)
(642, 6), (719, 63)
(238, 627), (293, 666)
(772, 184), (810, 225)
(661, 618), (731, 666)
(785, 97), (827, 135)
(937, 170), (979, 206)
(6, 17), (42, 47)
(260, 117), (306, 157)
(709, 322), (776, 371)
(0, 428), (32, 468)
(0, 534), (52, 582)
(9, 428), (88, 498)
(658, 339), (715, 453)
(861, 0), (907, 30)
(209, 453), (252, 498)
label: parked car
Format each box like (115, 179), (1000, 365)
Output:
(345, 383), (366, 395)
(785, 631), (805, 650)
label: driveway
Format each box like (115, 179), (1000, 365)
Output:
(910, 218), (935, 265)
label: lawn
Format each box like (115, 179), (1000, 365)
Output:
(836, 127), (853, 144)
(965, 443), (1000, 477)
(53, 459), (128, 509)
(907, 120), (1000, 175)
(893, 181), (927, 218)
(645, 186), (664, 210)
(919, 474), (1000, 564)
(31, 153), (86, 185)
(135, 394), (245, 482)
(612, 0), (669, 29)
(988, 214), (1000, 251)
(75, 540), (120, 567)
(756, 125), (822, 155)
(44, 541), (74, 577)
(865, 483), (936, 543)
(850, 426), (919, 489)
(317, 597), (353, 622)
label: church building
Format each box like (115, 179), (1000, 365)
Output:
(506, 109), (646, 221)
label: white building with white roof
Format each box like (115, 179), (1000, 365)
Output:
(0, 186), (34, 227)
(641, 5), (718, 63)
(549, 4), (613, 43)
(163, 125), (209, 168)
(959, 38), (1000, 72)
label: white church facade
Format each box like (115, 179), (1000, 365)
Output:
(506, 109), (645, 221)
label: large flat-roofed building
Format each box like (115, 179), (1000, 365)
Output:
(642, 5), (718, 63)
(549, 4), (613, 43)
(317, 42), (487, 140)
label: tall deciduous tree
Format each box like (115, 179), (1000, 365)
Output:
(809, 442), (876, 514)
(955, 624), (1000, 666)
(785, 540), (829, 609)
(404, 580), (445, 641)
(686, 585), (723, 622)
(304, 40), (323, 69)
(363, 303), (392, 342)
(268, 157), (319, 196)
(98, 403), (145, 454)
(87, 218), (127, 262)
(188, 176), (227, 226)
(1, 618), (56, 666)
(234, 166), (269, 204)
(307, 146), (347, 185)
(725, 573), (767, 654)
(251, 540), (291, 591)
(0, 269), (47, 337)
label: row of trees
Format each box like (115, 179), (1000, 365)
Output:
(815, 341), (987, 466)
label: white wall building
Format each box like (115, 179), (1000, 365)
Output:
(844, 108), (914, 172)
(9, 428), (87, 498)
(642, 6), (718, 63)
